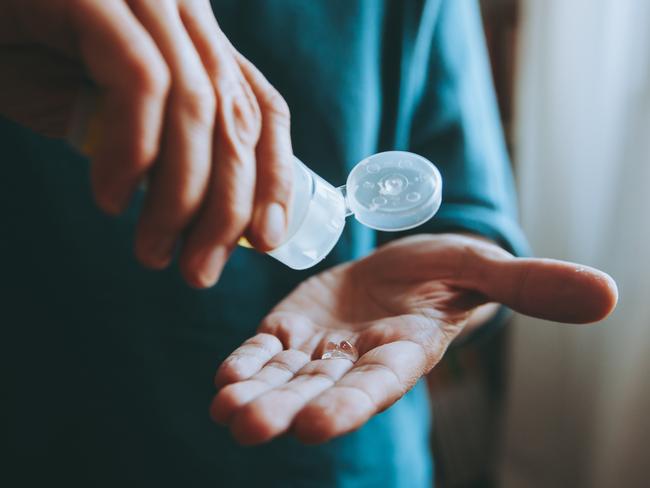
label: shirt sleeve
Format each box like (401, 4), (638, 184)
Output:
(379, 0), (529, 258)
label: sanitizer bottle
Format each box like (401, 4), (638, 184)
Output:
(267, 151), (443, 269)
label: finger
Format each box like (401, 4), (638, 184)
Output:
(210, 349), (310, 425)
(292, 340), (434, 444)
(229, 359), (353, 445)
(215, 333), (283, 388)
(72, 0), (170, 214)
(127, 0), (215, 269)
(177, 1), (261, 286)
(235, 52), (293, 250)
(181, 1), (291, 250)
(462, 252), (619, 324)
(372, 235), (619, 324)
(258, 311), (323, 353)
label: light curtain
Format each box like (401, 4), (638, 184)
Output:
(501, 0), (650, 487)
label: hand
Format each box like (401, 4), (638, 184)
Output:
(210, 234), (618, 444)
(0, 0), (292, 286)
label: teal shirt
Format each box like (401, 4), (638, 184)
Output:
(2, 1), (526, 486)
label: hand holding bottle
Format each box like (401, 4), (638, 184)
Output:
(0, 0), (293, 287)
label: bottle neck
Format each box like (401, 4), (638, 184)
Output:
(337, 185), (353, 218)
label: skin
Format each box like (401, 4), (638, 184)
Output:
(0, 1), (619, 448)
(0, 0), (293, 287)
(211, 234), (618, 445)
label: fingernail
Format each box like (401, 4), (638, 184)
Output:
(145, 235), (175, 269)
(263, 203), (286, 248)
(193, 246), (228, 288)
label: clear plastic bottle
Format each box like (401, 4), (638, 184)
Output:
(267, 158), (348, 269)
(267, 151), (443, 269)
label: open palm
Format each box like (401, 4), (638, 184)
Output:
(210, 234), (617, 444)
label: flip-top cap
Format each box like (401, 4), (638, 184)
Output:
(346, 151), (442, 231)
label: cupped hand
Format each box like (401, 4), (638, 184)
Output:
(210, 234), (618, 445)
(0, 0), (292, 286)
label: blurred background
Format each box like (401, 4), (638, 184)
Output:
(429, 1), (650, 487)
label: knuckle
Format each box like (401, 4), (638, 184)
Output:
(220, 78), (262, 146)
(241, 82), (263, 128)
(171, 188), (203, 219)
(127, 52), (171, 100)
(220, 200), (251, 230)
(263, 88), (291, 126)
(216, 74), (240, 100)
(236, 100), (262, 145)
(182, 80), (216, 126)
(128, 135), (157, 173)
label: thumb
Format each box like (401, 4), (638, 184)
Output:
(0, 46), (84, 138)
(467, 255), (618, 324)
